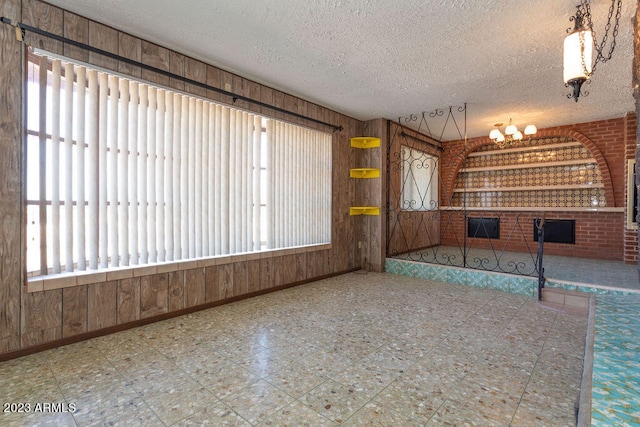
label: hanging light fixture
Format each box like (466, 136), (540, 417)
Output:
(563, 0), (622, 102)
(489, 119), (537, 148)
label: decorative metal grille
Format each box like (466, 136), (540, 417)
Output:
(386, 106), (547, 277)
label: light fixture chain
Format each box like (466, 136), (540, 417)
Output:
(581, 0), (622, 76)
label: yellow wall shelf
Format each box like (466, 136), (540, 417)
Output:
(350, 168), (381, 179)
(350, 206), (380, 216)
(350, 137), (381, 149)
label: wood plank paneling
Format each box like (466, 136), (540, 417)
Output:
(323, 250), (333, 276)
(185, 57), (206, 97)
(273, 90), (285, 121)
(219, 70), (234, 105)
(140, 274), (169, 318)
(21, 330), (42, 348)
(259, 258), (273, 291)
(294, 253), (306, 282)
(62, 285), (87, 336)
(42, 326), (62, 344)
(87, 281), (117, 331)
(233, 261), (248, 297)
(247, 259), (261, 293)
(204, 265), (218, 303)
(306, 103), (318, 124)
(169, 50), (184, 91)
(306, 251), (318, 279)
(168, 271), (184, 311)
(281, 254), (296, 284)
(216, 263), (233, 300)
(355, 118), (386, 271)
(185, 268), (205, 308)
(22, 0), (63, 53)
(260, 86), (274, 117)
(141, 41), (170, 86)
(62, 11), (88, 61)
(118, 32), (142, 77)
(247, 80), (261, 115)
(271, 256), (285, 288)
(21, 290), (62, 333)
(0, 335), (20, 354)
(232, 75), (251, 111)
(203, 65), (220, 103)
(117, 278), (140, 324)
(284, 94), (298, 124)
(0, 0), (23, 353)
(88, 20), (117, 70)
(21, 326), (62, 348)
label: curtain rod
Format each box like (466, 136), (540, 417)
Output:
(1, 17), (343, 132)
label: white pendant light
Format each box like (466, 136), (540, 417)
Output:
(562, 1), (622, 102)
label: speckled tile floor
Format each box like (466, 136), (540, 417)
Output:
(0, 272), (587, 426)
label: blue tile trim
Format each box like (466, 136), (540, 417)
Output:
(384, 259), (538, 297)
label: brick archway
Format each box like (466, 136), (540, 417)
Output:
(442, 129), (616, 207)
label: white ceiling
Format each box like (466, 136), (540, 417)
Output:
(46, 0), (636, 140)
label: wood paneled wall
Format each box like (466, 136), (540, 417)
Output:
(0, 0), (368, 357)
(357, 119), (387, 272)
(0, 0), (23, 355)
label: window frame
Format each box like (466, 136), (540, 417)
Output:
(24, 47), (333, 284)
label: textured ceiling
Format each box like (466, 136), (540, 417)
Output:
(45, 0), (636, 140)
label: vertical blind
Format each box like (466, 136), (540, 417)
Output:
(26, 50), (332, 276)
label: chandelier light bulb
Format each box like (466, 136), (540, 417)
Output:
(489, 129), (503, 140)
(489, 118), (536, 147)
(504, 121), (517, 136)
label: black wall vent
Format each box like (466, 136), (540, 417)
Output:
(534, 219), (576, 244)
(468, 217), (499, 239)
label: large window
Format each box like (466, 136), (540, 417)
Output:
(26, 49), (332, 277)
(400, 145), (439, 211)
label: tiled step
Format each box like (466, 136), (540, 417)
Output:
(542, 287), (591, 307)
(539, 288), (591, 317)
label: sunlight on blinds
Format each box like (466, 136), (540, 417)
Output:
(25, 49), (332, 276)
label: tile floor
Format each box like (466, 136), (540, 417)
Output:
(0, 272), (587, 426)
(591, 293), (640, 426)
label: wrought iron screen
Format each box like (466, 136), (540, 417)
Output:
(386, 106), (543, 277)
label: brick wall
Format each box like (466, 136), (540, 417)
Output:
(440, 210), (624, 261)
(440, 116), (635, 262)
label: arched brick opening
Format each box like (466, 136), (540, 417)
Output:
(442, 129), (616, 207)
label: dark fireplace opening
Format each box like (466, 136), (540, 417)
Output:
(468, 217), (499, 239)
(534, 219), (575, 244)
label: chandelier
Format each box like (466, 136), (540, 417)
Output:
(563, 0), (622, 102)
(489, 119), (537, 148)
